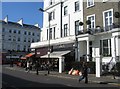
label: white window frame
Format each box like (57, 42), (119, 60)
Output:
(87, 0), (94, 8)
(64, 24), (68, 37)
(75, 20), (80, 35)
(87, 14), (95, 29)
(75, 1), (80, 12)
(103, 9), (113, 30)
(64, 6), (68, 16)
(49, 10), (55, 21)
(100, 39), (111, 57)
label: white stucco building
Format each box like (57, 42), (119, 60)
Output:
(31, 0), (120, 77)
(0, 16), (41, 60)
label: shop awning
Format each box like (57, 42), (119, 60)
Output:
(20, 57), (27, 60)
(41, 50), (71, 58)
(25, 53), (35, 58)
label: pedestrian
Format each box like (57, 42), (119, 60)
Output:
(78, 62), (88, 84)
(35, 60), (39, 75)
(26, 61), (30, 73)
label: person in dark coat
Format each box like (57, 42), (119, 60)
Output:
(79, 62), (88, 84)
(35, 60), (39, 75)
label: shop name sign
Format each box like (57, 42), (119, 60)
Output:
(6, 56), (19, 58)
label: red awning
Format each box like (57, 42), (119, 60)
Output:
(25, 53), (35, 58)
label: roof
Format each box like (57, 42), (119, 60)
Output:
(0, 20), (40, 30)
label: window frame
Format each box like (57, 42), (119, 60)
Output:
(87, 14), (95, 29)
(64, 6), (68, 16)
(75, 20), (80, 36)
(64, 24), (68, 37)
(103, 9), (113, 30)
(75, 1), (80, 12)
(87, 0), (94, 8)
(100, 39), (111, 57)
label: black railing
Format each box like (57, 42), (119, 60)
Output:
(77, 22), (120, 35)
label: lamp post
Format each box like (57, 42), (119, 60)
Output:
(39, 8), (50, 74)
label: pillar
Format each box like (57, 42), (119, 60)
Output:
(95, 48), (102, 77)
(87, 40), (89, 62)
(59, 57), (65, 73)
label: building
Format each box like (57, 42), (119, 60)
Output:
(31, 0), (83, 73)
(0, 16), (41, 62)
(31, 0), (120, 76)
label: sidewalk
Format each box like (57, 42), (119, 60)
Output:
(3, 65), (120, 86)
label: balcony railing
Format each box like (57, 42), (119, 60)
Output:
(77, 22), (120, 35)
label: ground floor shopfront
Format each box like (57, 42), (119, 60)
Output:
(31, 28), (120, 77)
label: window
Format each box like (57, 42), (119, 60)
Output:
(8, 36), (11, 41)
(64, 6), (68, 16)
(49, 11), (55, 21)
(103, 9), (113, 31)
(100, 39), (111, 56)
(64, 24), (68, 37)
(32, 33), (34, 36)
(23, 46), (26, 51)
(18, 30), (21, 34)
(28, 38), (31, 42)
(13, 30), (16, 33)
(32, 39), (34, 42)
(87, 14), (95, 29)
(2, 28), (5, 32)
(75, 1), (80, 12)
(17, 45), (20, 51)
(75, 20), (79, 35)
(9, 30), (12, 33)
(18, 37), (20, 41)
(28, 32), (31, 35)
(24, 38), (26, 42)
(87, 0), (94, 7)
(53, 27), (55, 39)
(13, 36), (16, 41)
(49, 28), (52, 40)
(47, 29), (48, 40)
(2, 35), (4, 40)
(24, 31), (27, 35)
(49, 0), (54, 5)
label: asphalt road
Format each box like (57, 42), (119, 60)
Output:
(2, 66), (119, 89)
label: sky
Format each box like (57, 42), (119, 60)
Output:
(1, 2), (44, 28)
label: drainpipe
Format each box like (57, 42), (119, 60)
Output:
(60, 2), (63, 37)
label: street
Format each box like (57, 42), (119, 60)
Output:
(2, 65), (119, 89)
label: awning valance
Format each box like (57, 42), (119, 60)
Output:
(41, 50), (71, 58)
(25, 53), (35, 58)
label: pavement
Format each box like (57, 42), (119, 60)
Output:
(2, 64), (120, 87)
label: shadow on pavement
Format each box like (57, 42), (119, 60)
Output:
(2, 73), (75, 88)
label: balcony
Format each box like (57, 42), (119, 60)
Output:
(77, 22), (120, 35)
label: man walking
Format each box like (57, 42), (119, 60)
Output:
(79, 62), (88, 84)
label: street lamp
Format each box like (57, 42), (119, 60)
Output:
(39, 8), (50, 74)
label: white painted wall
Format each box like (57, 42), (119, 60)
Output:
(2, 22), (40, 52)
(41, 0), (83, 41)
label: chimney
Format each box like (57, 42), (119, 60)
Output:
(34, 23), (40, 28)
(3, 15), (8, 23)
(17, 18), (23, 26)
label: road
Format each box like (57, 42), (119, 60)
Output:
(2, 66), (119, 89)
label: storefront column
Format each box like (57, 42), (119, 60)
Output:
(95, 47), (102, 77)
(87, 40), (89, 62)
(59, 57), (65, 73)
